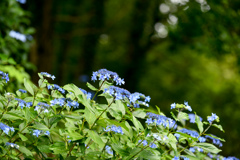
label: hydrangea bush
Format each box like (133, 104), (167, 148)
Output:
(0, 69), (238, 160)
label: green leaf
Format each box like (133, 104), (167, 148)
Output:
(84, 107), (96, 126)
(67, 132), (83, 141)
(111, 143), (129, 157)
(212, 124), (225, 132)
(132, 116), (144, 131)
(195, 113), (203, 133)
(139, 149), (159, 160)
(132, 109), (146, 119)
(193, 143), (221, 154)
(156, 105), (161, 115)
(170, 112), (178, 121)
(19, 146), (33, 157)
(37, 145), (52, 153)
(87, 130), (105, 148)
(2, 110), (25, 120)
(19, 134), (28, 141)
(33, 123), (49, 130)
(49, 115), (63, 127)
(86, 82), (98, 91)
(24, 78), (34, 95)
(178, 112), (189, 121)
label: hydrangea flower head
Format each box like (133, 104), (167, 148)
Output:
(91, 69), (125, 85)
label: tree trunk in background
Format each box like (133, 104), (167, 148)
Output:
(29, 0), (54, 83)
(77, 0), (104, 80)
(124, 0), (159, 92)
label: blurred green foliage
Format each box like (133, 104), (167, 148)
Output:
(0, 0), (35, 92)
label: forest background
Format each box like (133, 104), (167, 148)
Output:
(1, 0), (240, 157)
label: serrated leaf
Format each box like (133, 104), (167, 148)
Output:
(193, 143), (221, 154)
(19, 146), (33, 157)
(86, 82), (98, 91)
(24, 78), (34, 95)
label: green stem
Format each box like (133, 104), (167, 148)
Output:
(91, 80), (106, 101)
(0, 100), (10, 120)
(89, 99), (114, 130)
(10, 110), (43, 143)
(32, 78), (44, 106)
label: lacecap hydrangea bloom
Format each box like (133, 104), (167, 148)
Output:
(91, 69), (125, 85)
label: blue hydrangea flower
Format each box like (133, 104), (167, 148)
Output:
(177, 128), (199, 138)
(40, 72), (55, 80)
(189, 147), (195, 153)
(6, 142), (19, 149)
(79, 88), (92, 99)
(170, 103), (176, 109)
(198, 136), (206, 143)
(188, 114), (202, 123)
(140, 140), (148, 146)
(181, 156), (190, 160)
(45, 131), (50, 136)
(9, 30), (26, 42)
(104, 125), (124, 134)
(0, 71), (9, 83)
(149, 142), (157, 148)
(105, 145), (113, 155)
(146, 112), (177, 129)
(184, 101), (192, 112)
(172, 156), (180, 160)
(145, 118), (153, 125)
(0, 123), (14, 135)
(33, 130), (41, 137)
(19, 89), (27, 93)
(35, 102), (50, 112)
(207, 113), (218, 123)
(205, 135), (223, 147)
(16, 0), (26, 4)
(91, 69), (125, 86)
(223, 156), (240, 160)
(47, 84), (65, 94)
